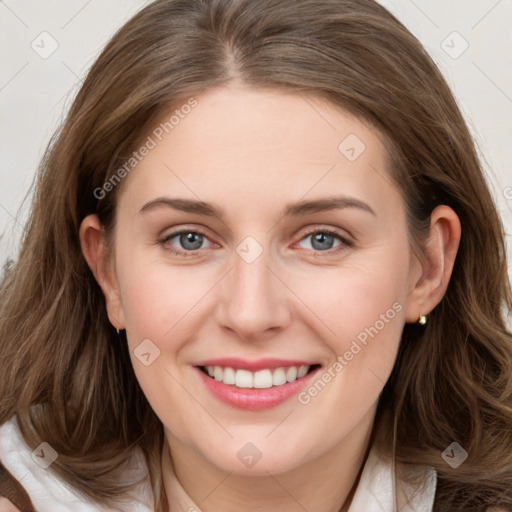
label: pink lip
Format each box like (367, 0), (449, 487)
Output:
(195, 365), (321, 411)
(194, 357), (316, 371)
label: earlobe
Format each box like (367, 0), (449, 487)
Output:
(405, 205), (461, 323)
(79, 215), (125, 330)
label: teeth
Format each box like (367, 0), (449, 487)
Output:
(223, 367), (236, 385)
(213, 366), (223, 381)
(272, 368), (287, 386)
(253, 369), (273, 389)
(297, 365), (309, 378)
(286, 366), (297, 382)
(203, 365), (312, 388)
(235, 369), (253, 388)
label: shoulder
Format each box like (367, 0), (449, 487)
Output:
(0, 415), (87, 510)
(0, 415), (153, 512)
(0, 498), (22, 512)
(0, 418), (36, 512)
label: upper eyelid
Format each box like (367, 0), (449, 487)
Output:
(300, 226), (352, 240)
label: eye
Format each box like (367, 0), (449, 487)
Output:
(160, 228), (214, 257)
(297, 228), (353, 253)
(159, 226), (353, 258)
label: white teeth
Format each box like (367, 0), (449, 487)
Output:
(223, 367), (236, 385)
(286, 366), (297, 382)
(203, 365), (313, 388)
(253, 369), (273, 388)
(213, 366), (223, 381)
(235, 369), (253, 388)
(297, 365), (309, 378)
(272, 368), (287, 386)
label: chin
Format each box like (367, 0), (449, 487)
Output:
(203, 440), (312, 476)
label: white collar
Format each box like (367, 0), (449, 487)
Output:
(0, 416), (152, 512)
(347, 442), (437, 511)
(0, 416), (436, 511)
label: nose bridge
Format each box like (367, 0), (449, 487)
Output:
(216, 237), (290, 340)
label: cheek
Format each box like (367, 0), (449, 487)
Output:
(117, 253), (215, 342)
(117, 262), (209, 434)
(334, 269), (405, 356)
(288, 246), (410, 416)
(291, 249), (409, 352)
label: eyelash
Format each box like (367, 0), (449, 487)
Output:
(160, 226), (353, 258)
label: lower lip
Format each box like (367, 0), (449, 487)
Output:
(195, 366), (321, 411)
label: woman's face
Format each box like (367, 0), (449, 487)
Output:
(98, 85), (424, 475)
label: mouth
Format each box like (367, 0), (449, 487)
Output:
(194, 359), (322, 410)
(197, 364), (321, 389)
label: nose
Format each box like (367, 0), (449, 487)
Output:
(215, 245), (292, 342)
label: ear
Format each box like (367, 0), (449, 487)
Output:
(79, 214), (126, 330)
(404, 205), (461, 323)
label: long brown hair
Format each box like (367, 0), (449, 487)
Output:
(1, 0), (511, 510)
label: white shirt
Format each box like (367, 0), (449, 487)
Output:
(0, 416), (436, 511)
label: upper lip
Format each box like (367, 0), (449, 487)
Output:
(194, 358), (319, 372)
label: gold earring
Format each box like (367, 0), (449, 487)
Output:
(418, 315), (427, 325)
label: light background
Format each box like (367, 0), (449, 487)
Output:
(1, 0), (511, 282)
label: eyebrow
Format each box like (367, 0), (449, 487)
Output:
(138, 194), (376, 219)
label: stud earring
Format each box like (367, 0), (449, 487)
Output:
(418, 315), (427, 325)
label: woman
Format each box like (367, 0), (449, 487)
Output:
(0, 0), (511, 511)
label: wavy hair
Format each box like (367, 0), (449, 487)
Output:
(1, 0), (511, 510)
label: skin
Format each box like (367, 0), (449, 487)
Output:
(0, 498), (23, 512)
(80, 85), (461, 512)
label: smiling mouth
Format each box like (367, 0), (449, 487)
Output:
(198, 364), (321, 389)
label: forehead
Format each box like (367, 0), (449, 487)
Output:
(118, 85), (399, 217)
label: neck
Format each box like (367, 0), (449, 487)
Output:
(162, 410), (376, 512)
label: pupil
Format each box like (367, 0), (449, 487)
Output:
(181, 232), (202, 250)
(312, 233), (333, 251)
